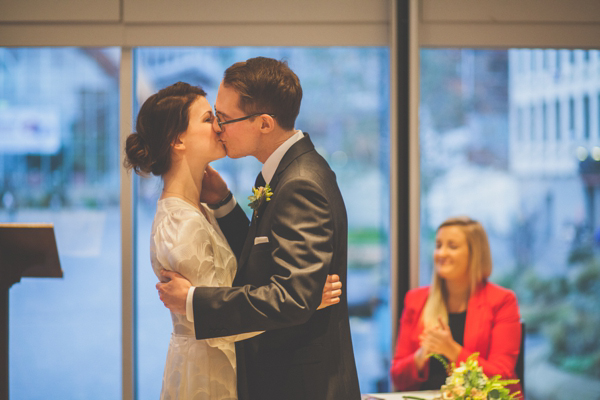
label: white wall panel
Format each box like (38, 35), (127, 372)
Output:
(420, 23), (600, 48)
(422, 0), (600, 23)
(0, 0), (120, 22)
(0, 22), (386, 46)
(419, 0), (600, 48)
(0, 0), (389, 46)
(0, 24), (126, 46)
(123, 0), (387, 23)
(123, 23), (387, 46)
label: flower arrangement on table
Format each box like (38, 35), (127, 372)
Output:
(436, 353), (520, 400)
(404, 353), (520, 400)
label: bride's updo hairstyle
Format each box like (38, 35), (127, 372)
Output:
(124, 82), (207, 176)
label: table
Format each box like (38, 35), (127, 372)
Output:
(362, 390), (440, 400)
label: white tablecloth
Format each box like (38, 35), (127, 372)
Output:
(362, 390), (440, 400)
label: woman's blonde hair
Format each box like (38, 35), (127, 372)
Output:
(422, 216), (492, 329)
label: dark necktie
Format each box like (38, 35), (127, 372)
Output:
(239, 172), (266, 265)
(255, 172), (266, 188)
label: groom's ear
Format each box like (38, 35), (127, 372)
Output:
(259, 114), (275, 133)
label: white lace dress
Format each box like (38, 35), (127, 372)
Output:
(150, 197), (258, 400)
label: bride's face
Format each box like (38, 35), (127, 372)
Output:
(178, 96), (226, 163)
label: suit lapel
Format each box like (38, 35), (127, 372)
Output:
(235, 134), (316, 273)
(270, 133), (314, 189)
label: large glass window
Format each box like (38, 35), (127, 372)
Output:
(133, 47), (392, 396)
(420, 48), (600, 400)
(0, 47), (121, 398)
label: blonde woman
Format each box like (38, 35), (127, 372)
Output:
(390, 217), (522, 395)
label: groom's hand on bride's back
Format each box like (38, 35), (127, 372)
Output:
(200, 165), (230, 205)
(156, 270), (191, 315)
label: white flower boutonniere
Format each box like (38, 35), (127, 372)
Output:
(248, 184), (273, 217)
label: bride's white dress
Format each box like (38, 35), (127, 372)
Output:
(150, 197), (257, 400)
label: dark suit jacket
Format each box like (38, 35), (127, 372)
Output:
(390, 282), (522, 396)
(192, 135), (361, 400)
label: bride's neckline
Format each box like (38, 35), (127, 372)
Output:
(161, 190), (198, 207)
(160, 195), (210, 221)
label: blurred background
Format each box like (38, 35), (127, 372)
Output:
(419, 48), (600, 399)
(2, 46), (599, 399)
(1, 2), (599, 400)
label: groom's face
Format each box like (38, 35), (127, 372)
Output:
(213, 82), (261, 159)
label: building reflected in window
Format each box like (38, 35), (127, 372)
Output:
(0, 47), (121, 399)
(421, 48), (600, 400)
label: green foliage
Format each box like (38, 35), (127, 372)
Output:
(347, 228), (386, 245)
(431, 353), (451, 375)
(347, 228), (386, 271)
(573, 261), (600, 293)
(503, 257), (600, 379)
(568, 244), (595, 265)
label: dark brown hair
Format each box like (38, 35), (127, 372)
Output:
(124, 82), (206, 176)
(223, 57), (302, 130)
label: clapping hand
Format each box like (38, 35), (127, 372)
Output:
(419, 316), (462, 362)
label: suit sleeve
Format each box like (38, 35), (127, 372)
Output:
(457, 289), (521, 379)
(390, 291), (429, 391)
(204, 330), (262, 347)
(193, 176), (334, 339)
(216, 202), (250, 261)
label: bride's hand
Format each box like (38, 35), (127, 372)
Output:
(200, 165), (230, 205)
(156, 269), (191, 315)
(318, 274), (342, 310)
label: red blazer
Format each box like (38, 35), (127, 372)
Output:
(390, 282), (522, 395)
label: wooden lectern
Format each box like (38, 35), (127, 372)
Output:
(0, 224), (62, 399)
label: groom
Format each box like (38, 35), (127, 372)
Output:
(157, 56), (361, 400)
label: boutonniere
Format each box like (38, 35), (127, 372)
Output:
(248, 184), (273, 217)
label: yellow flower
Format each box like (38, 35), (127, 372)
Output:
(452, 386), (466, 396)
(452, 375), (464, 386)
(248, 184), (273, 215)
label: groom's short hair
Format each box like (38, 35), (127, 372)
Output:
(223, 57), (302, 130)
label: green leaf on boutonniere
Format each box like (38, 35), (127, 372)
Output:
(248, 184), (273, 214)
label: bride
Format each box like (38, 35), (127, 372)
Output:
(124, 82), (341, 400)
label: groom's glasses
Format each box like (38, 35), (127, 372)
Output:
(214, 110), (275, 131)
